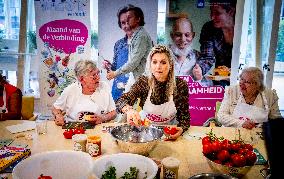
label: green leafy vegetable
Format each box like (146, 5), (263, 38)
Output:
(101, 166), (141, 179)
(101, 166), (116, 179)
(120, 167), (139, 179)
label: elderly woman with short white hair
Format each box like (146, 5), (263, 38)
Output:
(217, 67), (282, 129)
(52, 60), (116, 126)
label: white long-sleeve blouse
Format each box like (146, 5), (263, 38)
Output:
(217, 85), (282, 127)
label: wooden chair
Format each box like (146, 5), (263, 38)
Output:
(21, 96), (37, 120)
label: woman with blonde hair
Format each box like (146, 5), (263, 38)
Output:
(218, 67), (282, 129)
(116, 45), (190, 139)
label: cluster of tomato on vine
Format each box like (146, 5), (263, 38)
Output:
(63, 125), (86, 139)
(202, 129), (257, 167)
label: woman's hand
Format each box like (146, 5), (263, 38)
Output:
(52, 108), (65, 126)
(166, 126), (183, 140)
(242, 119), (256, 129)
(122, 105), (141, 125)
(126, 109), (141, 125)
(54, 114), (65, 126)
(106, 71), (116, 80)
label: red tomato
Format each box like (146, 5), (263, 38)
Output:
(230, 142), (241, 152)
(202, 136), (211, 145)
(163, 127), (171, 135)
(217, 150), (230, 162)
(163, 127), (178, 135)
(169, 127), (178, 135)
(63, 129), (73, 139)
(243, 144), (254, 151)
(245, 151), (257, 166)
(238, 148), (249, 155)
(73, 129), (80, 134)
(231, 154), (246, 167)
(73, 128), (85, 134)
(38, 174), (52, 179)
(214, 159), (222, 164)
(202, 144), (212, 155)
(78, 129), (85, 134)
(211, 140), (222, 152)
(221, 139), (231, 150)
(225, 161), (233, 167)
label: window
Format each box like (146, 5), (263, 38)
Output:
(0, 0), (100, 98)
(239, 0), (284, 112)
(157, 0), (166, 44)
(90, 0), (98, 61)
(0, 0), (20, 39)
(272, 0), (284, 112)
(0, 0), (20, 88)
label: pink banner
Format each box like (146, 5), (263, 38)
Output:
(39, 19), (88, 54)
(179, 76), (224, 126)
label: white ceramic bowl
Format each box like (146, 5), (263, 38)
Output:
(12, 150), (93, 179)
(92, 153), (158, 179)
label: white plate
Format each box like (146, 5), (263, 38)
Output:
(92, 153), (158, 179)
(6, 121), (36, 134)
(12, 150), (93, 179)
(206, 75), (230, 81)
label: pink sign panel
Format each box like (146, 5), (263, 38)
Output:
(39, 19), (88, 54)
(179, 76), (225, 126)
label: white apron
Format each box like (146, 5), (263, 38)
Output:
(123, 38), (136, 93)
(142, 89), (177, 125)
(0, 87), (8, 113)
(124, 72), (135, 93)
(68, 94), (105, 122)
(233, 92), (269, 124)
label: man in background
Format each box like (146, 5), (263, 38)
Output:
(107, 4), (152, 84)
(170, 17), (211, 85)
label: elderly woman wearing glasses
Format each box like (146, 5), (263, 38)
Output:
(217, 67), (282, 129)
(52, 60), (116, 126)
(116, 45), (190, 140)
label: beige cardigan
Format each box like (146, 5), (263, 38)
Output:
(217, 85), (282, 127)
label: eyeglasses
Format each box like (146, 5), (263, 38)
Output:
(85, 70), (100, 80)
(239, 78), (256, 85)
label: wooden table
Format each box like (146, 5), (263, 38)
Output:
(0, 120), (267, 178)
